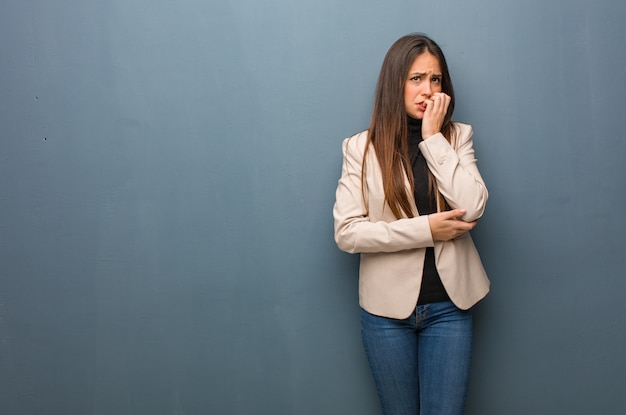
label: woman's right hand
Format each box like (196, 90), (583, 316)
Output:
(422, 92), (451, 138)
(428, 209), (477, 241)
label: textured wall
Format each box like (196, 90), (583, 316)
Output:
(1, 0), (625, 414)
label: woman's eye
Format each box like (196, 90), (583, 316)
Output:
(410, 76), (421, 82)
(432, 77), (441, 84)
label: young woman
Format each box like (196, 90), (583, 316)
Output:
(333, 34), (490, 415)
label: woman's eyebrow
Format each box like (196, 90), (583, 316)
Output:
(408, 71), (442, 77)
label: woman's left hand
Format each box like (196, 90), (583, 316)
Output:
(422, 92), (451, 139)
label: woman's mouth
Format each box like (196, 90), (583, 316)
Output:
(417, 102), (427, 111)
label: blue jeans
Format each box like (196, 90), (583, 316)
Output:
(361, 301), (473, 415)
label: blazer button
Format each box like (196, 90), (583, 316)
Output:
(437, 157), (446, 165)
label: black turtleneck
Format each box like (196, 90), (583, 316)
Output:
(407, 116), (450, 305)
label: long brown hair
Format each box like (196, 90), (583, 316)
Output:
(364, 34), (456, 219)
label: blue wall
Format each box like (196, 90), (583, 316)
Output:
(1, 1), (625, 414)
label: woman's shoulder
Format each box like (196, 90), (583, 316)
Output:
(345, 129), (369, 144)
(342, 129), (369, 154)
(450, 122), (474, 147)
(452, 121), (472, 135)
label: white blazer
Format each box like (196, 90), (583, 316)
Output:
(333, 122), (490, 319)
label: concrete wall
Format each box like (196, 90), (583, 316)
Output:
(1, 0), (625, 413)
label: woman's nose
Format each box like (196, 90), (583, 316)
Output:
(422, 83), (432, 97)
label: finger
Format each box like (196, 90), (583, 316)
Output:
(432, 93), (449, 110)
(442, 94), (452, 112)
(454, 224), (471, 234)
(432, 94), (447, 115)
(429, 97), (440, 113)
(424, 100), (441, 121)
(449, 208), (467, 218)
(440, 209), (466, 220)
(465, 220), (478, 230)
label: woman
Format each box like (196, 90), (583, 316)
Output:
(333, 34), (490, 415)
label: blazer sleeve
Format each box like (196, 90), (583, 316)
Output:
(418, 123), (488, 222)
(333, 134), (434, 254)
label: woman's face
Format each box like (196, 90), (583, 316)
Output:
(404, 52), (442, 119)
